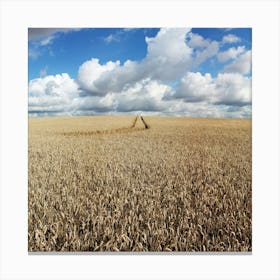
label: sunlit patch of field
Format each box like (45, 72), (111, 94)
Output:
(28, 116), (252, 252)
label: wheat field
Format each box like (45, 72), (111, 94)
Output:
(28, 116), (252, 252)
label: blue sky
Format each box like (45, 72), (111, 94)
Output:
(28, 28), (252, 118)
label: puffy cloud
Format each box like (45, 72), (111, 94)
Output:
(77, 75), (251, 117)
(78, 94), (118, 113)
(28, 28), (252, 118)
(77, 28), (193, 96)
(145, 28), (191, 65)
(28, 75), (173, 115)
(184, 32), (220, 65)
(115, 79), (172, 112)
(171, 72), (215, 102)
(223, 50), (251, 74)
(222, 34), (240, 44)
(195, 41), (219, 65)
(217, 46), (245, 62)
(168, 72), (251, 106)
(78, 79), (172, 113)
(28, 72), (251, 118)
(187, 33), (210, 48)
(77, 59), (121, 96)
(144, 28), (192, 81)
(28, 74), (80, 115)
(214, 72), (251, 105)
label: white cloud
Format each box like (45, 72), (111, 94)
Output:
(222, 34), (241, 44)
(28, 75), (173, 115)
(77, 28), (193, 96)
(214, 72), (251, 105)
(28, 28), (252, 118)
(144, 28), (192, 81)
(78, 94), (118, 113)
(77, 78), (172, 113)
(187, 33), (210, 48)
(28, 72), (251, 118)
(115, 79), (172, 112)
(195, 41), (219, 65)
(77, 58), (121, 96)
(145, 28), (191, 62)
(28, 74), (80, 115)
(217, 46), (246, 62)
(168, 72), (251, 106)
(223, 50), (251, 74)
(172, 72), (215, 102)
(39, 35), (55, 46)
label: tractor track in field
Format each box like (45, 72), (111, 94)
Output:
(61, 116), (150, 137)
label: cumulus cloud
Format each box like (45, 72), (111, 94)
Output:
(28, 72), (251, 118)
(28, 28), (252, 118)
(145, 28), (191, 61)
(77, 28), (193, 96)
(194, 41), (219, 65)
(222, 34), (240, 44)
(28, 75), (175, 116)
(168, 72), (251, 106)
(76, 78), (172, 113)
(171, 72), (215, 102)
(77, 76), (251, 118)
(213, 72), (251, 105)
(223, 50), (251, 74)
(217, 46), (245, 62)
(28, 74), (80, 114)
(115, 79), (172, 112)
(187, 33), (210, 48)
(144, 28), (192, 80)
(185, 32), (220, 66)
(78, 94), (118, 113)
(77, 59), (121, 96)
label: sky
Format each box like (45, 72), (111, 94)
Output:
(28, 28), (252, 118)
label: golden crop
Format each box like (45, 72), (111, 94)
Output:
(28, 116), (252, 252)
